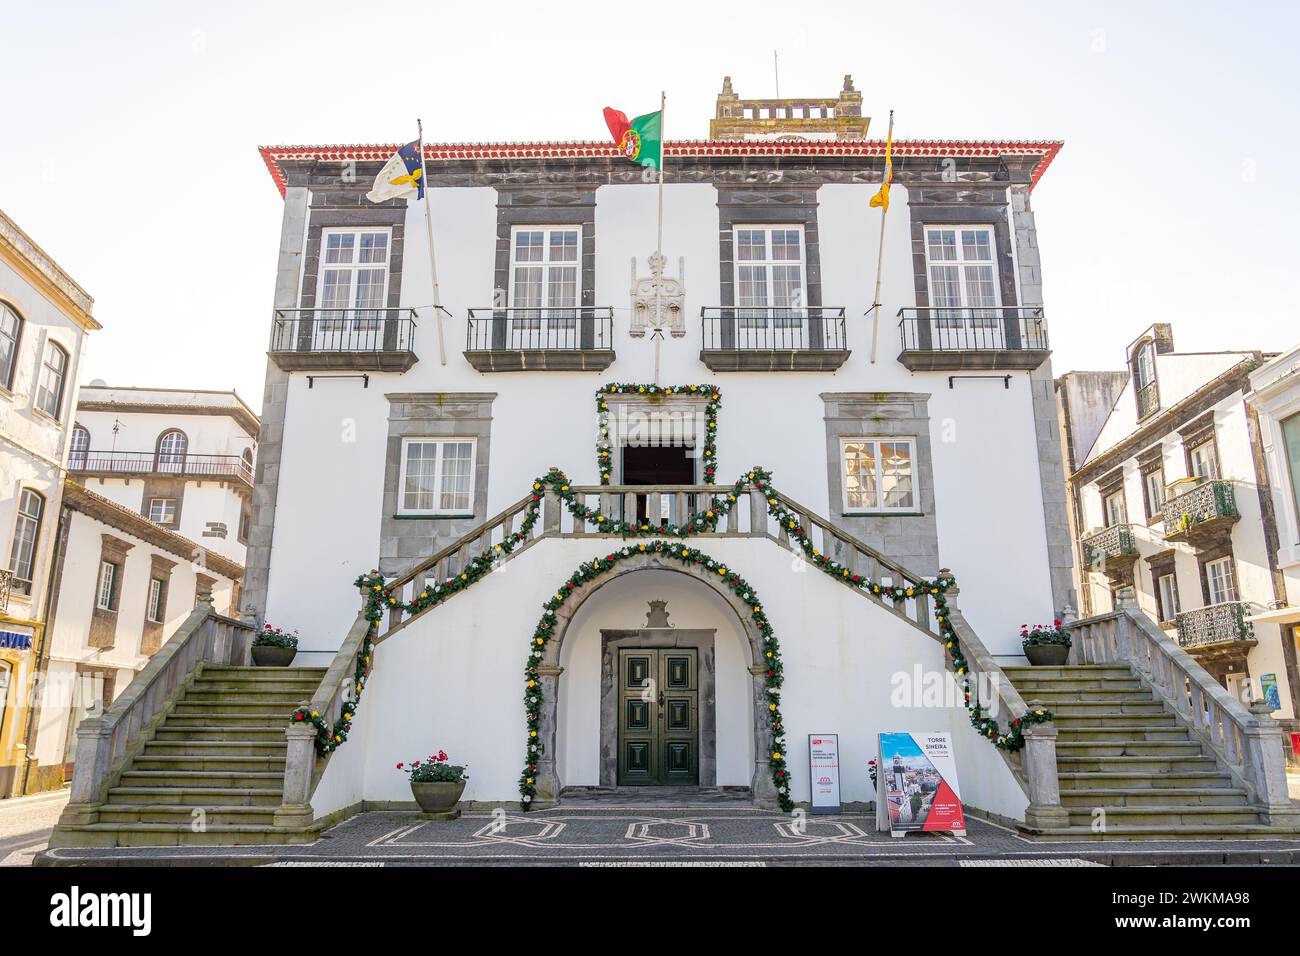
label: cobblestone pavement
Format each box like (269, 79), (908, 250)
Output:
(35, 805), (1300, 867)
(0, 790), (68, 867)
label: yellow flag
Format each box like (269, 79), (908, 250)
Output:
(870, 116), (893, 211)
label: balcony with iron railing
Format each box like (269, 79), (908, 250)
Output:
(464, 307), (615, 372)
(1161, 479), (1239, 547)
(68, 451), (254, 488)
(1080, 523), (1139, 581)
(699, 307), (849, 371)
(269, 308), (419, 372)
(1135, 380), (1160, 420)
(896, 307), (1050, 371)
(1175, 601), (1257, 652)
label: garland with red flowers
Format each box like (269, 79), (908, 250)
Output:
(596, 383), (720, 485)
(325, 465), (1049, 795)
(289, 624), (375, 757)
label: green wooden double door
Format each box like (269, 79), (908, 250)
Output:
(617, 648), (699, 786)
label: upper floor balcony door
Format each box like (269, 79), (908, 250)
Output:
(734, 226), (808, 349)
(314, 228), (390, 352)
(508, 226), (580, 349)
(924, 227), (1004, 350)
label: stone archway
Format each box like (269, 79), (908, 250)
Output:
(532, 552), (779, 807)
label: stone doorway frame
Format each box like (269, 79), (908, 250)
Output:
(533, 553), (778, 807)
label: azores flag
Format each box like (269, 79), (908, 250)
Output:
(366, 140), (425, 203)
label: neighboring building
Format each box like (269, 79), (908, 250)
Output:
(1246, 343), (1300, 763)
(0, 208), (99, 797)
(16, 386), (255, 793)
(1058, 324), (1300, 754)
(241, 75), (1073, 814)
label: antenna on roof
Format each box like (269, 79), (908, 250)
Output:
(773, 50), (780, 98)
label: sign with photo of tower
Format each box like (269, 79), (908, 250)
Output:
(875, 732), (966, 837)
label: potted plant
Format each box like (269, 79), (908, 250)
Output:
(1021, 620), (1071, 666)
(251, 623), (299, 667)
(398, 750), (468, 816)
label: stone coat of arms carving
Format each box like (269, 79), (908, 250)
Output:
(629, 252), (686, 338)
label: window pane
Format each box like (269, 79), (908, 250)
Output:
(514, 231), (543, 262)
(439, 442), (473, 512)
(324, 233), (355, 265)
(880, 441), (914, 509)
(770, 229), (801, 262)
(0, 305), (18, 386)
(357, 232), (388, 264)
(402, 442), (438, 512)
(8, 490), (43, 593)
(927, 230), (957, 261)
(843, 441), (878, 510)
(512, 266), (543, 318)
(546, 265), (577, 311)
(736, 229), (767, 262)
(549, 230), (578, 262)
(960, 229), (992, 261)
(353, 268), (386, 310)
(771, 264), (803, 310)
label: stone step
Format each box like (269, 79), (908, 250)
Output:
(1058, 787), (1250, 808)
(141, 739), (287, 758)
(105, 786), (284, 807)
(1058, 771), (1236, 790)
(127, 754), (287, 773)
(182, 690), (314, 705)
(152, 726), (288, 743)
(1001, 665), (1132, 679)
(162, 715), (288, 730)
(95, 804), (279, 827)
(1056, 725), (1190, 743)
(1055, 754), (1220, 773)
(49, 822), (316, 848)
(1064, 805), (1263, 827)
(1055, 741), (1205, 758)
(1013, 689), (1155, 702)
(119, 769), (285, 789)
(1010, 676), (1145, 692)
(1027, 824), (1300, 842)
(170, 704), (295, 719)
(1050, 712), (1179, 728)
(200, 665), (326, 679)
(190, 678), (321, 694)
(1043, 701), (1168, 717)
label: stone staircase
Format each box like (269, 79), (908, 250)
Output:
(1003, 664), (1292, 841)
(50, 664), (325, 848)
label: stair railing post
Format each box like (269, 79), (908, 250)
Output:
(749, 487), (768, 538)
(543, 489), (562, 537)
(1020, 698), (1068, 831)
(275, 722), (318, 828)
(60, 718), (113, 825)
(1242, 700), (1300, 825)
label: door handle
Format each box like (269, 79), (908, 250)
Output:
(657, 691), (665, 707)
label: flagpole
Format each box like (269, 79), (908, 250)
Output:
(868, 109), (894, 365)
(416, 118), (447, 366)
(653, 90), (666, 384)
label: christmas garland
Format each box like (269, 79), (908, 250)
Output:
(596, 383), (720, 485)
(289, 624), (375, 757)
(518, 540), (792, 812)
(305, 464), (1049, 797)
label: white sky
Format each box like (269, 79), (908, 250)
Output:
(2, 0), (1297, 413)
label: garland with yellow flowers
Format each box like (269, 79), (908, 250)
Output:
(289, 624), (375, 757)
(324, 464), (1049, 797)
(596, 384), (720, 485)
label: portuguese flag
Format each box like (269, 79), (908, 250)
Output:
(603, 107), (663, 171)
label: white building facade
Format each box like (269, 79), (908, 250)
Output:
(1060, 324), (1300, 764)
(0, 208), (98, 797)
(247, 81), (1073, 815)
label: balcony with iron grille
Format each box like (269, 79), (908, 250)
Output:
(464, 308), (615, 372)
(269, 308), (419, 372)
(68, 451), (254, 489)
(1175, 601), (1257, 654)
(699, 307), (849, 371)
(1080, 523), (1139, 582)
(896, 307), (1050, 371)
(1161, 480), (1239, 547)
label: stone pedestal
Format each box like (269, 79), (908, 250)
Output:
(1021, 713), (1068, 830)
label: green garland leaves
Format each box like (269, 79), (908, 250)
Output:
(596, 383), (720, 485)
(289, 625), (375, 757)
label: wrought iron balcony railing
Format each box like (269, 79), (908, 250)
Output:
(896, 307), (1049, 371)
(269, 308), (419, 372)
(1162, 480), (1239, 541)
(699, 307), (849, 371)
(1080, 524), (1138, 577)
(1175, 601), (1256, 650)
(464, 308), (616, 371)
(68, 450), (253, 486)
(1135, 380), (1160, 420)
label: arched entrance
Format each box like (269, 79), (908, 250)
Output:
(532, 553), (779, 807)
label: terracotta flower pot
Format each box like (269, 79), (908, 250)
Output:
(1024, 643), (1070, 666)
(411, 780), (466, 814)
(251, 645), (297, 667)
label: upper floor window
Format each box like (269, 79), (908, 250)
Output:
(510, 227), (580, 332)
(148, 497), (177, 525)
(319, 228), (389, 331)
(1133, 341), (1159, 419)
(1283, 412), (1300, 520)
(69, 424), (90, 468)
(1103, 488), (1127, 527)
(924, 227), (1000, 329)
(1205, 555), (1238, 605)
(1143, 466), (1166, 520)
(147, 577), (166, 624)
(0, 303), (22, 391)
(841, 437), (915, 513)
(35, 341), (68, 419)
(1156, 572), (1180, 623)
(156, 430), (188, 472)
(734, 226), (805, 329)
(1188, 440), (1220, 481)
(96, 560), (119, 612)
(398, 438), (476, 515)
(7, 488), (45, 596)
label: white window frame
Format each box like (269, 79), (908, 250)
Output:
(840, 437), (918, 514)
(397, 438), (478, 516)
(96, 560), (117, 612)
(147, 577), (165, 624)
(35, 341), (68, 419)
(317, 227), (391, 332)
(1143, 467), (1165, 519)
(1205, 556), (1237, 605)
(7, 488), (44, 595)
(0, 303), (22, 390)
(1189, 441), (1220, 481)
(508, 226), (581, 331)
(923, 226), (1002, 329)
(1103, 489), (1128, 527)
(732, 225), (807, 329)
(1157, 572), (1179, 623)
(148, 497), (177, 525)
